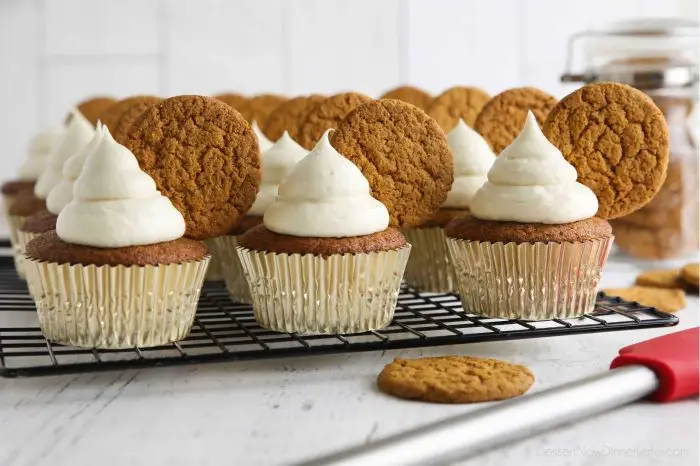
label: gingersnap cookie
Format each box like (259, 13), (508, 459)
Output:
(377, 356), (534, 403)
(263, 95), (325, 142)
(681, 263), (699, 289)
(236, 94), (287, 128)
(604, 286), (686, 312)
(380, 86), (432, 111)
(543, 82), (669, 220)
(331, 99), (453, 228)
(635, 269), (685, 289)
(69, 96), (117, 125)
(297, 92), (372, 149)
(214, 93), (247, 111)
(97, 95), (161, 134)
(111, 96), (162, 144)
(474, 87), (557, 154)
(123, 95), (261, 240)
(427, 86), (491, 131)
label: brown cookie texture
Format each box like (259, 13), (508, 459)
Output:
(474, 87), (557, 154)
(236, 94), (287, 127)
(26, 231), (208, 267)
(377, 356), (534, 403)
(70, 96), (117, 125)
(543, 82), (669, 220)
(96, 95), (160, 134)
(1, 180), (35, 196)
(20, 209), (57, 234)
(427, 86), (491, 131)
(331, 99), (453, 228)
(380, 86), (433, 111)
(681, 263), (699, 288)
(297, 92), (372, 149)
(214, 93), (247, 110)
(111, 96), (162, 145)
(239, 225), (406, 256)
(635, 268), (686, 290)
(444, 214), (612, 244)
(603, 286), (686, 313)
(263, 95), (325, 142)
(8, 194), (46, 217)
(123, 95), (261, 240)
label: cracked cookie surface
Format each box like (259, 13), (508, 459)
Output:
(380, 85), (433, 111)
(263, 95), (325, 142)
(297, 92), (372, 149)
(543, 82), (669, 219)
(474, 87), (557, 154)
(97, 96), (161, 143)
(236, 94), (287, 128)
(377, 356), (535, 403)
(123, 95), (261, 240)
(428, 86), (491, 131)
(331, 99), (453, 228)
(214, 93), (247, 111)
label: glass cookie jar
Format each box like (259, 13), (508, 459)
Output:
(562, 18), (699, 259)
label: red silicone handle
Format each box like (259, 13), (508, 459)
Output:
(610, 328), (699, 402)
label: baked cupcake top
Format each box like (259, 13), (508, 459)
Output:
(470, 111), (598, 224)
(443, 119), (496, 209)
(263, 130), (389, 237)
(56, 125), (185, 248)
(46, 122), (104, 215)
(248, 131), (307, 216)
(252, 120), (274, 152)
(18, 126), (63, 181)
(34, 111), (94, 200)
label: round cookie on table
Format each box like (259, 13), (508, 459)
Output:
(209, 131), (308, 303)
(402, 119), (495, 293)
(474, 87), (557, 154)
(427, 86), (491, 132)
(236, 93), (287, 129)
(296, 92), (371, 150)
(380, 85), (432, 111)
(262, 94), (325, 143)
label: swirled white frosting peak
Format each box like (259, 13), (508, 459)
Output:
(34, 110), (94, 199)
(248, 131), (308, 216)
(57, 126), (186, 248)
(46, 122), (105, 215)
(252, 120), (274, 152)
(443, 119), (496, 208)
(470, 111), (598, 224)
(264, 130), (389, 237)
(18, 126), (64, 180)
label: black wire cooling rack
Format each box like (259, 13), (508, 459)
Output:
(0, 252), (678, 378)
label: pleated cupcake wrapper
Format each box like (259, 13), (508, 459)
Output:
(16, 229), (38, 279)
(8, 214), (28, 279)
(203, 238), (224, 281)
(1, 193), (15, 222)
(446, 237), (613, 320)
(24, 256), (210, 349)
(401, 227), (457, 293)
(237, 245), (411, 334)
(209, 235), (251, 303)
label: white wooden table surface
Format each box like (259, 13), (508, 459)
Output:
(1, 251), (698, 466)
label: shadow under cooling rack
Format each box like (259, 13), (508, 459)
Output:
(0, 255), (678, 378)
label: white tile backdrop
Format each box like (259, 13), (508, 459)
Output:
(0, 0), (697, 234)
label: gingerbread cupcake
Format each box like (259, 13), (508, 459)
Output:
(403, 120), (495, 293)
(24, 126), (209, 349)
(445, 112), (613, 319)
(238, 131), (410, 334)
(209, 131), (307, 302)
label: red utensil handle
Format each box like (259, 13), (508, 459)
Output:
(610, 327), (699, 402)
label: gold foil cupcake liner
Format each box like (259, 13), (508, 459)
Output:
(446, 237), (613, 320)
(209, 235), (251, 303)
(237, 245), (411, 334)
(203, 238), (224, 281)
(7, 214), (27, 279)
(24, 256), (209, 349)
(401, 227), (457, 293)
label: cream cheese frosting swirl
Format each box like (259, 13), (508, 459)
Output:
(18, 126), (64, 180)
(252, 120), (274, 152)
(470, 111), (598, 224)
(443, 120), (496, 208)
(263, 130), (389, 237)
(46, 122), (104, 215)
(34, 111), (94, 199)
(57, 126), (185, 248)
(248, 131), (308, 216)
